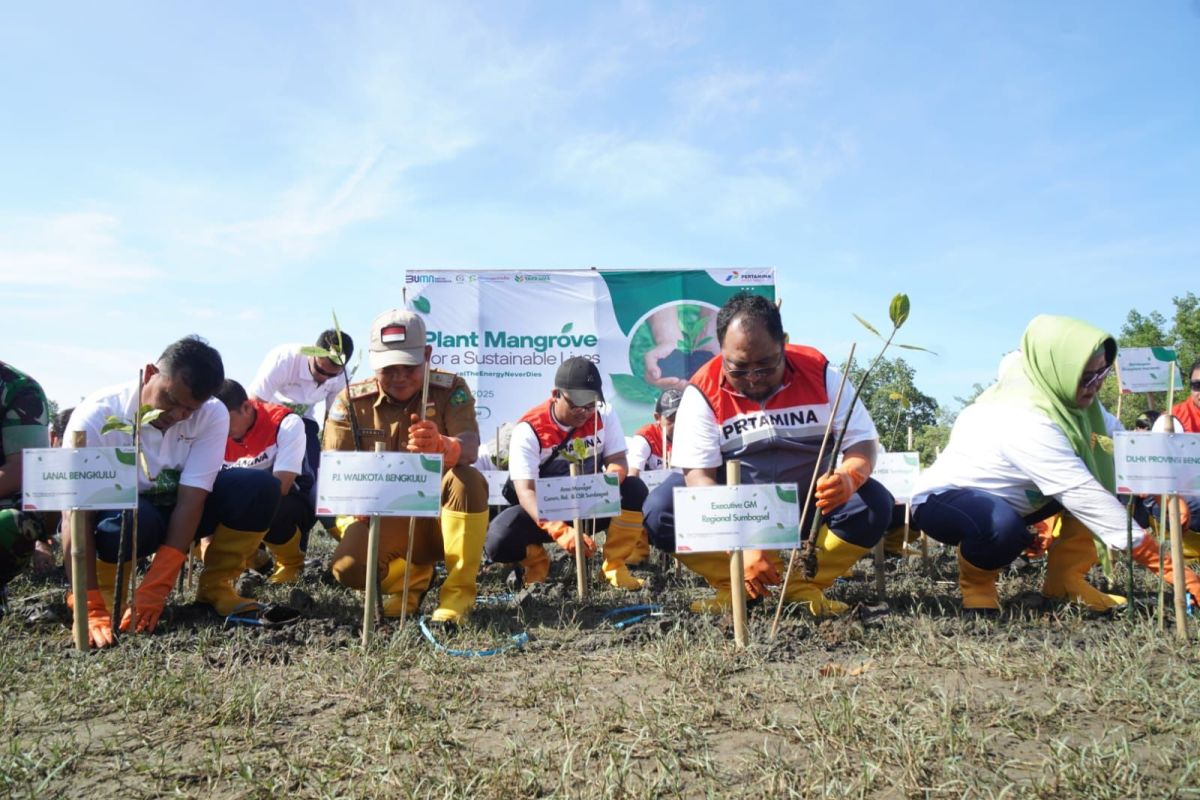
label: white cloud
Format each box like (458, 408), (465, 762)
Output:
(0, 212), (161, 290)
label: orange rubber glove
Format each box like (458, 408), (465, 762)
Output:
(604, 463), (627, 484)
(1132, 535), (1200, 604)
(407, 417), (462, 466)
(120, 545), (187, 634)
(86, 589), (115, 649)
(743, 549), (781, 599)
(1179, 498), (1191, 530)
(542, 520), (596, 557)
(815, 461), (869, 513)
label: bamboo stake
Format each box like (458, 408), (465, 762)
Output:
(592, 406), (600, 588)
(873, 538), (885, 600)
(362, 441), (386, 647)
(727, 460), (748, 648)
(1114, 359), (1123, 419)
(69, 430), (88, 651)
(571, 462), (588, 599)
(1160, 410), (1188, 640)
(398, 367), (434, 628)
(1126, 495), (1135, 624)
(769, 344), (855, 641)
(129, 368), (144, 623)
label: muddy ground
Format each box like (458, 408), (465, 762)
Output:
(2, 530), (1199, 799)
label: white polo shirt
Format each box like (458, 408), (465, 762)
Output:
(249, 344), (347, 421)
(66, 381), (228, 494)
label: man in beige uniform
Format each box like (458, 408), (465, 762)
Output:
(324, 309), (488, 628)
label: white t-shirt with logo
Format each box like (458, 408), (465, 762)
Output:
(911, 401), (1145, 550)
(248, 344), (347, 421)
(508, 404), (627, 482)
(66, 381), (228, 494)
(223, 412), (307, 476)
(670, 366), (876, 471)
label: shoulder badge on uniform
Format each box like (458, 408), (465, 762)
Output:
(349, 380), (378, 400)
(449, 386), (471, 406)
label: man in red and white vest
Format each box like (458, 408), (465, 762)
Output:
(217, 379), (314, 584)
(483, 357), (649, 591)
(643, 293), (894, 615)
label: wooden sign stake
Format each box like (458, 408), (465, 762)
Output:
(362, 441), (386, 646)
(69, 430), (89, 651)
(571, 463), (588, 600)
(727, 460), (748, 648)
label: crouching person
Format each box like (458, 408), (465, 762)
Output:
(63, 336), (281, 648)
(642, 293), (893, 615)
(218, 379), (315, 584)
(324, 310), (487, 631)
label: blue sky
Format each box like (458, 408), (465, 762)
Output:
(4, 1), (1198, 412)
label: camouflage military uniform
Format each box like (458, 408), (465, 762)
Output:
(0, 362), (51, 598)
(323, 370), (488, 598)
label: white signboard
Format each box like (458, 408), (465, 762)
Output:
(1114, 431), (1200, 496)
(674, 483), (801, 552)
(637, 468), (681, 494)
(873, 452), (921, 503)
(484, 470), (511, 506)
(535, 472), (621, 521)
(1116, 347), (1182, 394)
(21, 448), (138, 511)
(316, 451), (443, 517)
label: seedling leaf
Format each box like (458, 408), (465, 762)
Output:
(852, 313), (881, 338)
(888, 294), (910, 328)
(896, 343), (938, 355)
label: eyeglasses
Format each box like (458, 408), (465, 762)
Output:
(1191, 380), (1200, 392)
(558, 392), (597, 413)
(723, 351), (784, 379)
(1079, 365), (1111, 391)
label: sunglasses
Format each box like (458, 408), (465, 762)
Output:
(1191, 380), (1200, 391)
(312, 360), (341, 379)
(723, 351), (784, 379)
(1079, 365), (1111, 391)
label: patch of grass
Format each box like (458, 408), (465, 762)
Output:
(3, 533), (1200, 797)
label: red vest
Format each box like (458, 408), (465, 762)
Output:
(1172, 398), (1200, 434)
(690, 345), (833, 485)
(224, 400), (294, 471)
(518, 400), (605, 477)
(635, 422), (669, 470)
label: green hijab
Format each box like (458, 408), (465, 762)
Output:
(979, 314), (1118, 491)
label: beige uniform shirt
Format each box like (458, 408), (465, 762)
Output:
(323, 370), (478, 455)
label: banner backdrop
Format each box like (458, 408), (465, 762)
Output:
(403, 269), (776, 441)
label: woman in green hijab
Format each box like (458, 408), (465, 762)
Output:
(911, 315), (1199, 613)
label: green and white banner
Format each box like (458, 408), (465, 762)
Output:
(674, 483), (801, 552)
(21, 448), (137, 511)
(403, 269), (775, 441)
(316, 452), (443, 517)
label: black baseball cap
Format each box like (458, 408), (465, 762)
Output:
(555, 357), (605, 405)
(655, 389), (682, 418)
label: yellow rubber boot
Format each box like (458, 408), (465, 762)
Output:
(381, 560), (435, 618)
(1041, 515), (1125, 611)
(883, 525), (920, 558)
(628, 529), (651, 565)
(958, 550), (1002, 612)
(328, 515), (357, 543)
(245, 546), (273, 574)
(95, 559), (133, 613)
(265, 527), (305, 585)
(519, 543), (550, 585)
(675, 551), (732, 612)
(196, 524), (268, 615)
(782, 528), (866, 617)
(602, 509), (646, 591)
(431, 510), (488, 623)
